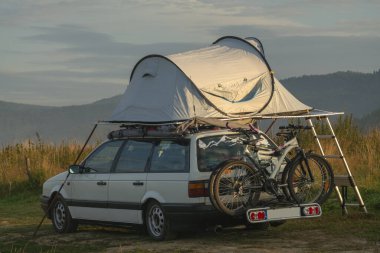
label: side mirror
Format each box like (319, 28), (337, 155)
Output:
(68, 165), (82, 174)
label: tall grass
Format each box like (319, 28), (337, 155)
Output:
(296, 115), (380, 188)
(0, 140), (92, 196)
(0, 116), (379, 197)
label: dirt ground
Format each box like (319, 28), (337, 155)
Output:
(2, 221), (379, 253)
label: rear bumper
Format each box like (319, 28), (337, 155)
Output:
(162, 204), (241, 230)
(246, 204), (322, 224)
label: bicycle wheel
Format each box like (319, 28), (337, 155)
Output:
(209, 165), (224, 214)
(287, 153), (334, 204)
(212, 160), (262, 216)
(280, 157), (293, 201)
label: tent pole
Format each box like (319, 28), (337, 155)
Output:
(33, 123), (98, 237)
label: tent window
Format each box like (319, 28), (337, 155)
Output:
(239, 82), (262, 102)
(142, 73), (154, 78)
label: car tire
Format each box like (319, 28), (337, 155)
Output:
(145, 201), (176, 240)
(51, 194), (78, 233)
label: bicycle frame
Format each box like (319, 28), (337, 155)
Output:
(244, 134), (300, 180)
(268, 137), (299, 179)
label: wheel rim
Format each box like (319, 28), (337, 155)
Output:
(215, 163), (260, 215)
(290, 158), (329, 203)
(53, 201), (66, 230)
(148, 205), (165, 237)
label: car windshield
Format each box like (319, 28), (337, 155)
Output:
(197, 134), (246, 172)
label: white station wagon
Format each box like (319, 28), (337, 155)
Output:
(41, 129), (264, 240)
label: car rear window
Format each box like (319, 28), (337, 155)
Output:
(197, 135), (246, 172)
(150, 140), (189, 172)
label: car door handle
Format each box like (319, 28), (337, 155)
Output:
(97, 181), (107, 186)
(133, 181), (144, 186)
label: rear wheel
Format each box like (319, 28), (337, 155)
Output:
(212, 160), (262, 216)
(209, 165), (225, 214)
(51, 195), (78, 233)
(287, 153), (334, 204)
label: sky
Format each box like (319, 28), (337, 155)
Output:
(1, 0), (380, 106)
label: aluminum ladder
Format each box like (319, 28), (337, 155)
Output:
(306, 116), (368, 215)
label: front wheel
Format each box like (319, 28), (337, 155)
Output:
(51, 195), (78, 233)
(287, 153), (334, 204)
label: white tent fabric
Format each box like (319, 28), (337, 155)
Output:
(109, 36), (311, 123)
(260, 77), (311, 115)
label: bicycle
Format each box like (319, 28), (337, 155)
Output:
(209, 124), (334, 216)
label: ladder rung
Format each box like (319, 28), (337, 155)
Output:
(334, 175), (355, 187)
(324, 155), (343, 159)
(335, 175), (355, 187)
(315, 134), (335, 139)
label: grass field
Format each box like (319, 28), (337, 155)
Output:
(0, 190), (379, 253)
(1, 116), (380, 252)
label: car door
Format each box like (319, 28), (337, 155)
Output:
(146, 139), (190, 205)
(68, 140), (124, 221)
(107, 139), (154, 224)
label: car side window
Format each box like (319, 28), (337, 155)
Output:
(150, 140), (189, 172)
(84, 140), (124, 173)
(114, 140), (153, 173)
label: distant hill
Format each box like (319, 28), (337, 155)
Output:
(1, 70), (380, 144)
(282, 70), (380, 116)
(357, 109), (380, 130)
(0, 95), (121, 144)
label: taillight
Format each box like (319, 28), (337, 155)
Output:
(188, 180), (208, 198)
(301, 205), (321, 216)
(247, 210), (267, 222)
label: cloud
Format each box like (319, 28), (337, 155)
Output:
(2, 24), (204, 105)
(25, 24), (203, 55)
(25, 24), (112, 45)
(21, 24), (204, 79)
(2, 0), (380, 106)
(263, 36), (380, 78)
(0, 70), (124, 106)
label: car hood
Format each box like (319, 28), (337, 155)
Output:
(45, 171), (69, 183)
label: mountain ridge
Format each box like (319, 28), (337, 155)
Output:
(281, 70), (380, 116)
(1, 70), (379, 144)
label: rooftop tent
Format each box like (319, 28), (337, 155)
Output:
(109, 36), (312, 123)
